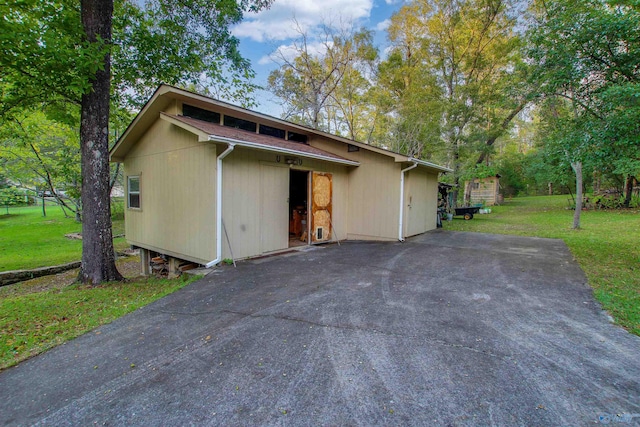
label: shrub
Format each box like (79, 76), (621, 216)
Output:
(0, 188), (30, 207)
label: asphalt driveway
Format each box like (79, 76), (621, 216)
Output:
(1, 231), (639, 426)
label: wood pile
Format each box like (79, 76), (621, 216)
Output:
(150, 255), (198, 278)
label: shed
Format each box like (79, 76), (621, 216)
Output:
(464, 175), (502, 206)
(109, 85), (451, 272)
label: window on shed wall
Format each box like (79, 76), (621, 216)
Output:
(182, 104), (221, 124)
(259, 124), (286, 139)
(223, 115), (257, 132)
(128, 176), (140, 208)
(288, 132), (308, 144)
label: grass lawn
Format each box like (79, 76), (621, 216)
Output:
(443, 195), (640, 335)
(0, 203), (128, 271)
(0, 260), (198, 370)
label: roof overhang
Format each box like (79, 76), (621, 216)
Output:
(207, 135), (360, 167)
(407, 157), (453, 173)
(109, 84), (450, 174)
(158, 113), (360, 167)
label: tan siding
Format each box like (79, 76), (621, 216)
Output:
(405, 169), (439, 237)
(124, 119), (217, 264)
(309, 136), (403, 240)
(221, 147), (349, 260)
(346, 150), (401, 240)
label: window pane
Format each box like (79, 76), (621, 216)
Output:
(128, 177), (139, 192)
(288, 132), (308, 144)
(259, 124), (286, 139)
(223, 115), (257, 132)
(129, 194), (140, 208)
(183, 104), (221, 124)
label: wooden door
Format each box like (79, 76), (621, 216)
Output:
(311, 172), (332, 242)
(261, 164), (289, 253)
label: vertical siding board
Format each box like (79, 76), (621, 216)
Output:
(123, 114), (442, 262)
(122, 120), (216, 263)
(405, 169), (439, 237)
(345, 149), (400, 240)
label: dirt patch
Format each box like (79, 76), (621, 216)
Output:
(0, 256), (142, 299)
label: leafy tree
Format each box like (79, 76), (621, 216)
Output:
(528, 0), (640, 220)
(268, 23), (378, 138)
(0, 111), (82, 218)
(380, 0), (531, 203)
(374, 26), (443, 158)
(0, 0), (273, 283)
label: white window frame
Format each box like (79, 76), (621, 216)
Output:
(127, 175), (141, 209)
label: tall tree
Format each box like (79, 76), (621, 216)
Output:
(268, 24), (378, 136)
(1, 0), (273, 283)
(381, 0), (529, 202)
(0, 111), (82, 218)
(79, 0), (122, 283)
(528, 0), (640, 220)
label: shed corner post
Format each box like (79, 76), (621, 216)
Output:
(140, 248), (150, 276)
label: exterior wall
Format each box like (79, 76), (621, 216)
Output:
(221, 147), (349, 260)
(119, 94), (445, 265)
(404, 168), (439, 237)
(344, 150), (401, 241)
(467, 177), (500, 206)
(123, 119), (217, 264)
(311, 136), (402, 241)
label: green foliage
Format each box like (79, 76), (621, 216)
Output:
(375, 0), (531, 183)
(592, 193), (640, 209)
(527, 0), (640, 190)
(0, 273), (197, 370)
(268, 25), (378, 139)
(0, 111), (82, 215)
(0, 0), (273, 117)
(0, 0), (109, 119)
(443, 195), (640, 335)
(0, 188), (28, 207)
(112, 0), (272, 109)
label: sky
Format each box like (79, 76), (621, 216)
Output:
(231, 0), (405, 116)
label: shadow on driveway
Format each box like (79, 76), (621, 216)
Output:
(1, 231), (639, 426)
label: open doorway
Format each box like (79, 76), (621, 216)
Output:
(289, 170), (309, 247)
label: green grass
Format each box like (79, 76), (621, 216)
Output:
(0, 203), (127, 271)
(0, 273), (198, 370)
(443, 195), (640, 335)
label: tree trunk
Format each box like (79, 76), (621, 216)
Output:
(451, 144), (461, 207)
(475, 100), (528, 165)
(464, 180), (473, 205)
(623, 175), (635, 208)
(571, 161), (583, 229)
(78, 0), (123, 284)
(593, 169), (600, 194)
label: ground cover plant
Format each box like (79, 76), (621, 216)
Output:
(0, 258), (198, 370)
(0, 203), (127, 271)
(443, 195), (639, 335)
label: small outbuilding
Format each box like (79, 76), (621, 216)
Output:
(109, 85), (451, 271)
(464, 175), (502, 206)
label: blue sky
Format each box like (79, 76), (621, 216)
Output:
(231, 0), (406, 116)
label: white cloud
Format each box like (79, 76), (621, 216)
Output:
(258, 40), (333, 65)
(375, 19), (391, 31)
(232, 0), (374, 43)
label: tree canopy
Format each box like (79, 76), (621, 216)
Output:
(0, 0), (273, 283)
(266, 0), (638, 216)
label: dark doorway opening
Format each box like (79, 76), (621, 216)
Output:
(289, 170), (309, 247)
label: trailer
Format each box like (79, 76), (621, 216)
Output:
(454, 206), (481, 220)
